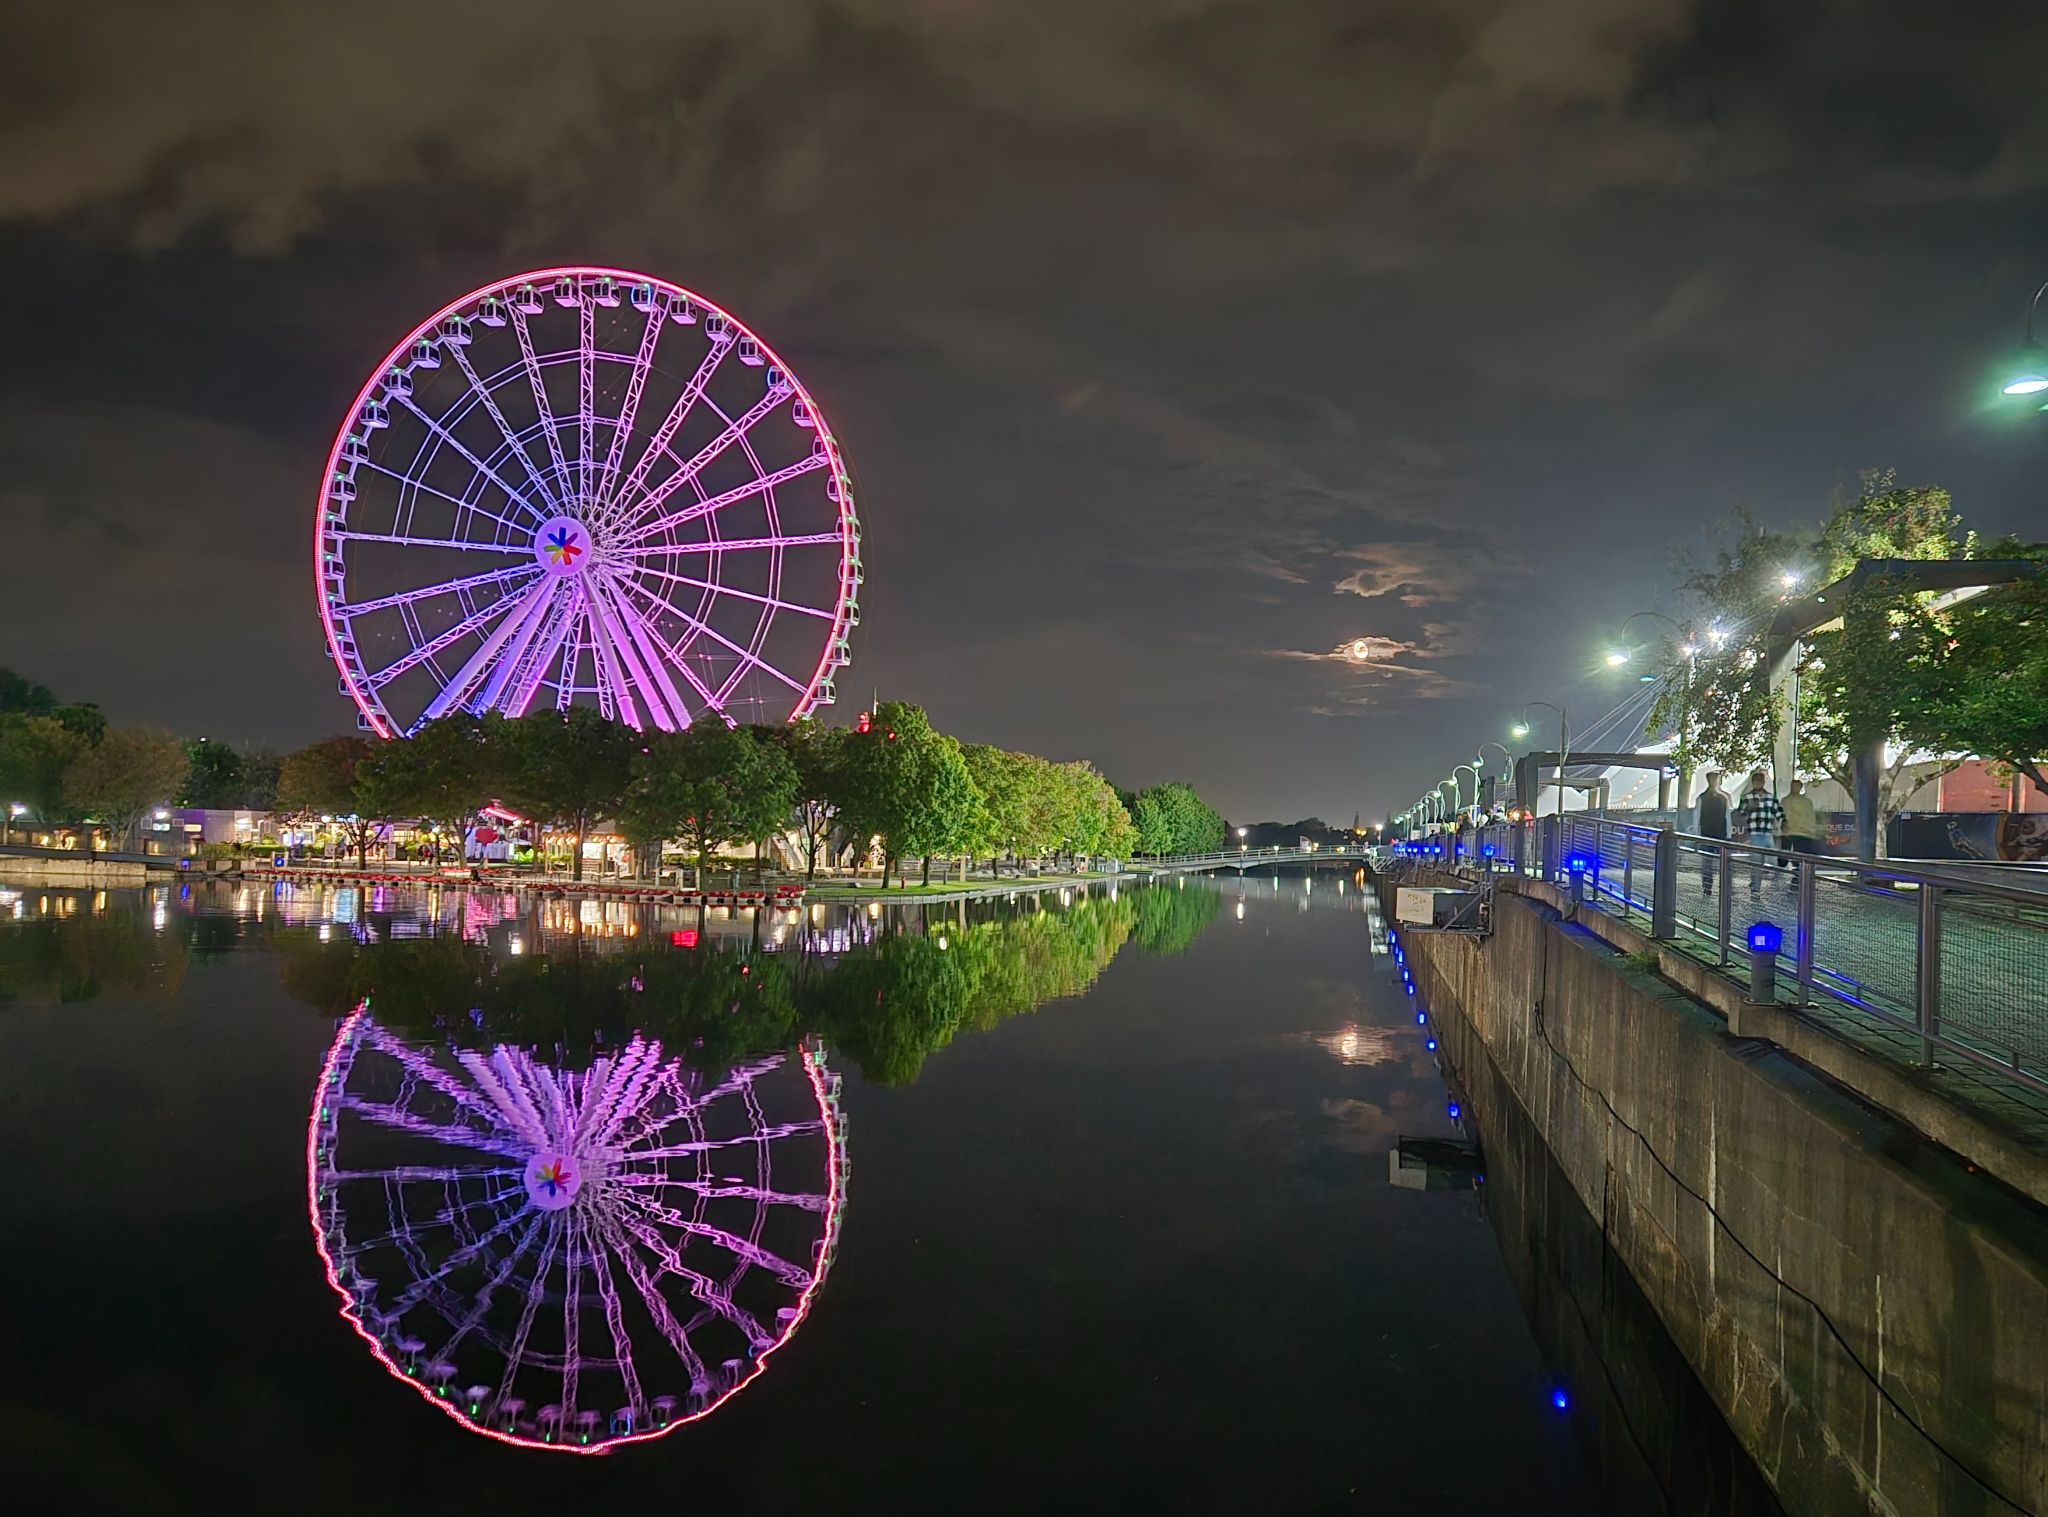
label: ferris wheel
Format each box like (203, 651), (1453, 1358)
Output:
(308, 1007), (849, 1451)
(315, 267), (862, 737)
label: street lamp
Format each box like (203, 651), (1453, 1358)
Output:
(1452, 763), (1480, 814)
(2001, 278), (2048, 395)
(1618, 610), (1698, 811)
(1237, 826), (1247, 852)
(1522, 702), (1570, 817)
(1604, 650), (1630, 667)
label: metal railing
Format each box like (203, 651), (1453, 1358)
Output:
(1396, 816), (2048, 1098)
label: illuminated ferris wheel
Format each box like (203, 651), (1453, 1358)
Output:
(308, 1008), (848, 1451)
(314, 267), (862, 736)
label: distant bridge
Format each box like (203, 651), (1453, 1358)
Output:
(1136, 845), (1373, 875)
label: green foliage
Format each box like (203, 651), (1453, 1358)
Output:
(1130, 781), (1226, 855)
(1892, 537), (2048, 799)
(834, 702), (986, 884)
(0, 668), (58, 716)
(497, 708), (637, 879)
(621, 723), (797, 886)
(355, 713), (506, 857)
(278, 735), (381, 866)
(769, 719), (850, 881)
(178, 738), (243, 809)
(0, 715), (90, 827)
(64, 727), (190, 847)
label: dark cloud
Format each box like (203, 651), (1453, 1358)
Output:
(6, 1), (2048, 818)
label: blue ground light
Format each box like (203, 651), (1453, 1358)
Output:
(1551, 1388), (1571, 1413)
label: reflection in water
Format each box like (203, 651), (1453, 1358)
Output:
(310, 1007), (846, 1452)
(0, 885), (188, 1004)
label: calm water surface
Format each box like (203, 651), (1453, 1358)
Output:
(0, 871), (1720, 1512)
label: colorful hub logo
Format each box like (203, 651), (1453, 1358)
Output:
(524, 1150), (583, 1210)
(533, 515), (590, 577)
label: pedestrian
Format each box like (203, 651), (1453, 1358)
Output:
(1696, 771), (1729, 894)
(1780, 778), (1822, 881)
(1733, 768), (1786, 898)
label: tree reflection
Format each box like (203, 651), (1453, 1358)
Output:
(273, 883), (1220, 1086)
(0, 888), (188, 1005)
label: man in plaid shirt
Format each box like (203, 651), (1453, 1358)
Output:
(1733, 769), (1785, 897)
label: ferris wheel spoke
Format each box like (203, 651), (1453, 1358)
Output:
(511, 306), (577, 502)
(562, 1213), (586, 1415)
(615, 452), (831, 547)
(620, 390), (787, 528)
(365, 595), (520, 691)
(577, 298), (596, 509)
(622, 1193), (813, 1289)
(612, 577), (805, 696)
(589, 573), (709, 728)
(336, 1094), (529, 1159)
(627, 565), (835, 620)
(620, 532), (843, 557)
(593, 310), (666, 518)
(421, 576), (560, 724)
(614, 1208), (775, 1352)
(437, 1209), (552, 1358)
(331, 528), (527, 555)
(576, 1042), (665, 1152)
(606, 343), (729, 531)
(447, 340), (565, 514)
(357, 1027), (534, 1128)
(613, 1173), (833, 1212)
(476, 579), (568, 713)
(631, 1118), (825, 1161)
(501, 588), (581, 717)
(585, 1228), (651, 1412)
(583, 584), (653, 731)
(335, 563), (542, 619)
(395, 396), (548, 525)
(386, 1188), (539, 1315)
(332, 1163), (524, 1185)
(601, 1215), (713, 1388)
(356, 460), (533, 540)
(495, 1216), (565, 1406)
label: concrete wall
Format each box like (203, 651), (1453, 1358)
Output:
(0, 856), (153, 885)
(1381, 871), (2048, 1515)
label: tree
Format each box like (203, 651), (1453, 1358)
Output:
(0, 669), (57, 716)
(1893, 538), (2048, 800)
(277, 736), (381, 868)
(1131, 781), (1225, 856)
(769, 720), (850, 883)
(178, 738), (245, 809)
(497, 708), (636, 880)
(1647, 512), (1806, 781)
(621, 724), (796, 888)
(65, 727), (190, 850)
(834, 702), (971, 887)
(899, 735), (983, 886)
(1796, 478), (1967, 850)
(0, 715), (89, 839)
(356, 713), (505, 861)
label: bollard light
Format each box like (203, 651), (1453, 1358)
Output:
(1747, 920), (1782, 1002)
(1566, 853), (1590, 903)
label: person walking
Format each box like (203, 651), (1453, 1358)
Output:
(1696, 771), (1729, 894)
(1733, 769), (1786, 898)
(1779, 778), (1822, 882)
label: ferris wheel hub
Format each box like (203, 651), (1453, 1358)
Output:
(523, 1150), (584, 1210)
(532, 515), (594, 578)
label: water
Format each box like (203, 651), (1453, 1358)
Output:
(0, 872), (1753, 1512)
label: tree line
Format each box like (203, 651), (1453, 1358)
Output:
(268, 698), (1227, 885)
(1642, 471), (2047, 836)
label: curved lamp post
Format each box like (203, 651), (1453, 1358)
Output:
(1519, 702), (1570, 816)
(1452, 763), (1480, 815)
(2001, 279), (2048, 396)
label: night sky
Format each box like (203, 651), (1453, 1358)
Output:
(5, 1), (2046, 823)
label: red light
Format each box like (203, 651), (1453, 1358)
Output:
(671, 929), (700, 948)
(856, 712), (872, 734)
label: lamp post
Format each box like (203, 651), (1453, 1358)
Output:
(1522, 702), (1570, 817)
(1453, 763), (1480, 818)
(2000, 279), (2048, 396)
(1617, 610), (1698, 814)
